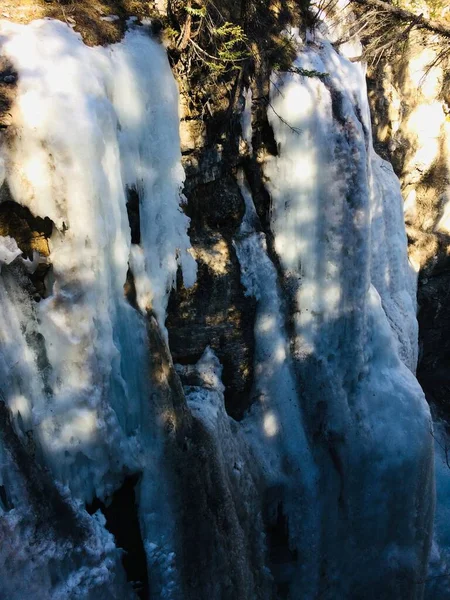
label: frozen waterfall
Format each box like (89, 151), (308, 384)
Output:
(266, 29), (433, 598)
(0, 18), (196, 599)
(0, 13), (437, 600)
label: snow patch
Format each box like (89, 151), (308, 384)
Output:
(0, 236), (21, 266)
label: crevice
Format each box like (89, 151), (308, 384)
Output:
(261, 110), (279, 157)
(329, 87), (348, 127)
(264, 486), (298, 600)
(22, 327), (53, 397)
(124, 266), (139, 310)
(0, 483), (12, 511)
(86, 474), (149, 599)
(166, 175), (256, 421)
(126, 186), (141, 245)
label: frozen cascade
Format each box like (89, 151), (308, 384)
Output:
(0, 10), (438, 600)
(0, 18), (195, 598)
(256, 29), (433, 598)
(234, 171), (320, 596)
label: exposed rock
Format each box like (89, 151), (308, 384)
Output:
(0, 0), (158, 46)
(0, 56), (16, 129)
(417, 254), (450, 418)
(180, 118), (206, 154)
(165, 0), (302, 423)
(0, 198), (52, 259)
(146, 317), (270, 599)
(367, 30), (450, 421)
(167, 38), (259, 420)
(166, 224), (256, 420)
(367, 31), (449, 270)
(0, 187), (53, 298)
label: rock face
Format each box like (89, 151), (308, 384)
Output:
(367, 30), (450, 414)
(165, 0), (301, 422)
(166, 159), (257, 420)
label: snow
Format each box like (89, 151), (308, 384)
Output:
(0, 236), (21, 266)
(101, 15), (120, 23)
(0, 498), (134, 599)
(183, 347), (225, 427)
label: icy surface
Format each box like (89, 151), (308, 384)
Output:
(0, 235), (21, 266)
(240, 87), (253, 154)
(0, 503), (134, 600)
(0, 18), (195, 496)
(234, 172), (319, 595)
(0, 18), (195, 598)
(258, 32), (433, 597)
(0, 12), (438, 600)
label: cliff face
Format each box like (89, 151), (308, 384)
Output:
(365, 28), (450, 594)
(368, 31), (450, 405)
(0, 3), (448, 600)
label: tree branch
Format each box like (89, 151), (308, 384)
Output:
(349, 0), (450, 39)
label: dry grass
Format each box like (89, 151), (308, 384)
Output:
(0, 0), (158, 46)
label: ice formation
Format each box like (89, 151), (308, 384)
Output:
(234, 171), (320, 595)
(0, 10), (438, 600)
(0, 235), (21, 267)
(0, 18), (195, 597)
(258, 29), (433, 598)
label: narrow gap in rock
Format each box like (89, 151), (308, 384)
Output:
(0, 484), (12, 511)
(126, 186), (141, 245)
(265, 491), (298, 600)
(87, 474), (148, 599)
(261, 114), (279, 157)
